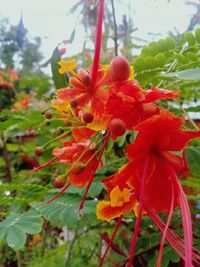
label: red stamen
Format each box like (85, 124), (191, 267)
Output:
(91, 0), (104, 90)
(165, 161), (193, 267)
(146, 207), (200, 266)
(45, 183), (71, 204)
(127, 155), (149, 267)
(78, 133), (111, 213)
(98, 216), (123, 267)
(156, 178), (174, 267)
(31, 157), (57, 172)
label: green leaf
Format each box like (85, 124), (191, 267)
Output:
(0, 210), (43, 250)
(184, 32), (196, 46)
(51, 47), (68, 89)
(7, 226), (26, 250)
(185, 147), (200, 177)
(169, 249), (180, 263)
(163, 68), (200, 81)
(195, 28), (200, 43)
(32, 192), (97, 227)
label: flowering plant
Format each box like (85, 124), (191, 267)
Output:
(31, 1), (200, 266)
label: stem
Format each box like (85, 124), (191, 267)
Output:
(16, 250), (23, 267)
(181, 107), (199, 130)
(98, 216), (123, 267)
(42, 130), (70, 149)
(111, 0), (118, 56)
(91, 0), (104, 90)
(1, 132), (12, 182)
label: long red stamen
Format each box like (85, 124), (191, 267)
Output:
(98, 216), (123, 267)
(165, 162), (193, 267)
(79, 133), (111, 213)
(91, 0), (104, 90)
(31, 157), (57, 172)
(156, 178), (174, 267)
(146, 207), (200, 266)
(127, 155), (149, 267)
(45, 183), (71, 204)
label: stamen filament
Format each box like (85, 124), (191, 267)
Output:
(127, 154), (149, 267)
(98, 216), (123, 267)
(156, 178), (174, 267)
(91, 0), (104, 90)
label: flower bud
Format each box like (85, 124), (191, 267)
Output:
(82, 73), (91, 87)
(34, 146), (43, 157)
(53, 176), (65, 188)
(109, 56), (130, 82)
(44, 110), (52, 119)
(72, 163), (85, 174)
(70, 99), (78, 108)
(83, 112), (94, 123)
(109, 118), (126, 136)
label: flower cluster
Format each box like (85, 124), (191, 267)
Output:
(33, 0), (200, 266)
(0, 68), (18, 89)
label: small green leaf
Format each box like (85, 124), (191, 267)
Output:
(7, 226), (26, 250)
(169, 249), (180, 263)
(0, 210), (43, 250)
(51, 48), (68, 89)
(184, 32), (196, 46)
(33, 192), (97, 227)
(195, 28), (200, 43)
(185, 147), (200, 177)
(163, 68), (200, 81)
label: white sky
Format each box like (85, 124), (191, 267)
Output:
(0, 0), (197, 62)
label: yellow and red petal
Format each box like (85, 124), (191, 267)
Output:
(110, 186), (131, 207)
(96, 194), (136, 222)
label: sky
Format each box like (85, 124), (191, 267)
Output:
(0, 0), (197, 62)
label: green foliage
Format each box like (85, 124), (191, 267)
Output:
(163, 68), (200, 80)
(185, 147), (200, 177)
(26, 244), (67, 267)
(51, 48), (68, 89)
(0, 210), (43, 250)
(133, 28), (200, 102)
(32, 192), (97, 227)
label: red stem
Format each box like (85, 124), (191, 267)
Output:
(31, 157), (57, 172)
(90, 0), (104, 90)
(98, 216), (123, 267)
(45, 183), (71, 204)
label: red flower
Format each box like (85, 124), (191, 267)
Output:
(106, 80), (179, 130)
(97, 111), (200, 267)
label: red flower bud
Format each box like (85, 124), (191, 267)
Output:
(44, 110), (52, 119)
(34, 147), (43, 157)
(58, 47), (66, 56)
(53, 176), (66, 188)
(72, 163), (85, 175)
(82, 73), (91, 87)
(109, 56), (130, 82)
(109, 118), (126, 136)
(83, 112), (94, 123)
(70, 99), (78, 108)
